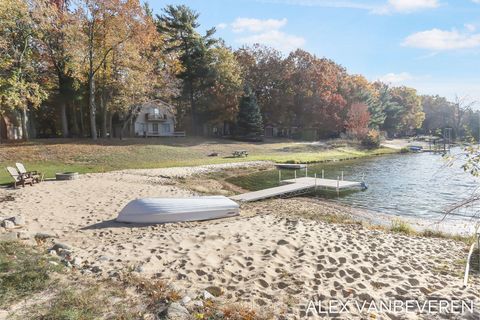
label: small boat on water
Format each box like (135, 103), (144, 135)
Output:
(275, 163), (307, 170)
(117, 196), (239, 224)
(408, 146), (423, 152)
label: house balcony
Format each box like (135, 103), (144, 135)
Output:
(145, 113), (167, 121)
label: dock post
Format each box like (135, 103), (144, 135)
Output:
(314, 173), (317, 190)
(294, 170), (297, 182)
(279, 170), (281, 184)
(336, 176), (340, 196)
(305, 166), (308, 177)
(322, 169), (324, 179)
(341, 171), (344, 181)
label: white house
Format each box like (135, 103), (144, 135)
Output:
(133, 100), (178, 137)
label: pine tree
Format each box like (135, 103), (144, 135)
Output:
(236, 87), (263, 136)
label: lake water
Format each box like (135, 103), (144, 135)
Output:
(230, 150), (480, 222)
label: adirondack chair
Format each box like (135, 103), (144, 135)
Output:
(6, 167), (34, 188)
(15, 162), (42, 183)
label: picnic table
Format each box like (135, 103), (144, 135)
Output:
(232, 150), (248, 157)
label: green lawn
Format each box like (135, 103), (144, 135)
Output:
(0, 137), (397, 185)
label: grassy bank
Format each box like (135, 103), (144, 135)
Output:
(0, 137), (397, 185)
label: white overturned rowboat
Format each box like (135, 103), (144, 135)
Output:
(117, 196), (239, 224)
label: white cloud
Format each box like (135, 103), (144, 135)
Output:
(465, 23), (476, 32)
(236, 30), (306, 52)
(216, 23), (228, 30)
(402, 28), (480, 50)
(255, 0), (378, 10)
(378, 72), (413, 84)
(387, 0), (439, 12)
(231, 18), (288, 33)
(227, 17), (305, 52)
(251, 0), (439, 14)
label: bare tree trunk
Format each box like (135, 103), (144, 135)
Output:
(79, 102), (85, 137)
(88, 74), (97, 140)
(71, 102), (79, 136)
(100, 93), (107, 138)
(108, 112), (113, 138)
(88, 20), (97, 140)
(21, 107), (29, 141)
(60, 100), (69, 138)
(189, 81), (196, 135)
(120, 110), (136, 140)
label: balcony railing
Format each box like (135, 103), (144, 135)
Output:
(146, 113), (167, 121)
(140, 131), (186, 137)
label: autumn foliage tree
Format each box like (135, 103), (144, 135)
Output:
(73, 0), (157, 139)
(0, 0), (48, 140)
(5, 2), (477, 143)
(345, 103), (370, 139)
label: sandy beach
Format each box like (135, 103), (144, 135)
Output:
(1, 162), (479, 319)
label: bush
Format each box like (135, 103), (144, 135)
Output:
(390, 219), (415, 235)
(361, 129), (381, 148)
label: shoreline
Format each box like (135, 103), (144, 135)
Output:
(304, 197), (479, 236)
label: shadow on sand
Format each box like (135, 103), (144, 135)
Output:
(81, 219), (162, 230)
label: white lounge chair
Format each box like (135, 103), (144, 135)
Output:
(6, 166), (34, 188)
(15, 162), (43, 183)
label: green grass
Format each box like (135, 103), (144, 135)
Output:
(28, 286), (140, 320)
(390, 219), (416, 235)
(0, 138), (397, 185)
(388, 219), (475, 244)
(0, 241), (63, 308)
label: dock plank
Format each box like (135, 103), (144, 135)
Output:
(230, 177), (363, 202)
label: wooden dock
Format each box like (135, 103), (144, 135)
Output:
(230, 177), (365, 202)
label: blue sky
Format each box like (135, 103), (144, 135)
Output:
(149, 0), (480, 105)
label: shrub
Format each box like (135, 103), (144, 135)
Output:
(361, 129), (381, 148)
(390, 219), (415, 235)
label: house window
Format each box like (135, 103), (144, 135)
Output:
(152, 123), (159, 133)
(162, 124), (170, 134)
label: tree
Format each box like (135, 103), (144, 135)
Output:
(0, 0), (48, 140)
(32, 0), (78, 138)
(421, 95), (454, 134)
(345, 103), (370, 139)
(198, 44), (243, 128)
(451, 95), (475, 140)
(75, 0), (151, 140)
(236, 45), (287, 126)
(380, 85), (424, 136)
(157, 5), (217, 134)
(284, 50), (347, 137)
(389, 86), (425, 134)
(236, 87), (263, 136)
(367, 82), (392, 129)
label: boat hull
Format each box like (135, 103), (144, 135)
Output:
(275, 164), (307, 169)
(117, 196), (239, 224)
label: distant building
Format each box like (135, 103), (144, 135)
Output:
(203, 121), (233, 137)
(133, 100), (177, 137)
